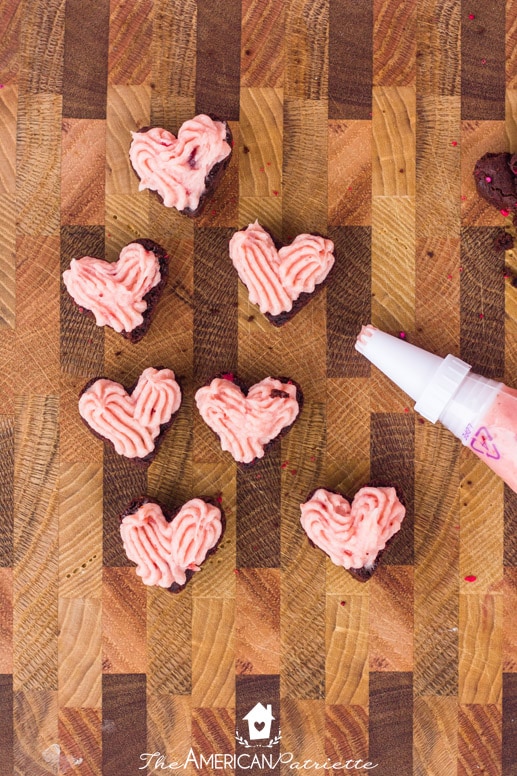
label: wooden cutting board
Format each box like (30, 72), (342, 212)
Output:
(1, 0), (517, 773)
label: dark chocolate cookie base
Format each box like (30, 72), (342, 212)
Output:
(120, 494), (225, 593)
(473, 151), (517, 211)
(79, 367), (180, 466)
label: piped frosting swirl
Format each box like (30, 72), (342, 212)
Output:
(300, 487), (405, 570)
(229, 221), (335, 316)
(129, 115), (231, 212)
(120, 499), (223, 588)
(195, 376), (300, 464)
(79, 367), (181, 459)
(63, 242), (162, 333)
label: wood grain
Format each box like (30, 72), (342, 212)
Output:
(3, 1), (517, 772)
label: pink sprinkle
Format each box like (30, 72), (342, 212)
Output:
(399, 331), (406, 339)
(216, 494), (223, 504)
(468, 13), (475, 19)
(447, 273), (453, 280)
(451, 140), (458, 147)
(481, 58), (487, 65)
(347, 186), (353, 191)
(501, 209), (510, 217)
(259, 166), (265, 173)
(464, 575), (477, 583)
(485, 176), (492, 182)
(310, 455), (315, 462)
(404, 407), (409, 413)
(256, 474), (262, 479)
(459, 266), (464, 273)
(0, 84), (4, 89)
(479, 313), (484, 319)
(234, 568), (240, 575)
(461, 195), (467, 201)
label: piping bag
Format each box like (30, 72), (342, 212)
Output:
(355, 325), (517, 495)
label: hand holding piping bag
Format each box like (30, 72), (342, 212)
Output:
(355, 325), (517, 495)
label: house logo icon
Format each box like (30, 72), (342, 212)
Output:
(242, 703), (275, 741)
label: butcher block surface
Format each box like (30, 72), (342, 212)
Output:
(1, 0), (517, 773)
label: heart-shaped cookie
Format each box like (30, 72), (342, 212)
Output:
(300, 487), (405, 581)
(62, 239), (168, 343)
(79, 367), (182, 461)
(120, 496), (224, 591)
(129, 114), (233, 216)
(229, 221), (335, 325)
(195, 375), (301, 464)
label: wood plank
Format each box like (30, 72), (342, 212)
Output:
(147, 587), (191, 694)
(195, 0), (241, 119)
(326, 594), (369, 705)
(328, 121), (371, 227)
(416, 0), (460, 96)
(102, 674), (147, 776)
(235, 674), (279, 768)
(13, 689), (57, 776)
(18, 0), (64, 95)
(369, 566), (413, 672)
(58, 707), (102, 776)
(372, 86), (415, 197)
(326, 226), (371, 378)
(61, 119), (106, 225)
(458, 704), (501, 776)
(0, 0), (20, 85)
(147, 695), (193, 773)
(108, 0), (153, 86)
(325, 705), (369, 766)
(285, 0), (328, 101)
(414, 697), (458, 776)
(106, 85), (150, 196)
(58, 598), (101, 707)
(239, 87), (283, 198)
(62, 0), (110, 119)
(373, 0), (416, 86)
(503, 673), (517, 775)
(328, 0), (373, 118)
(461, 0), (506, 120)
(192, 597), (234, 707)
(103, 447), (147, 567)
(102, 567), (147, 674)
(459, 593), (502, 705)
(503, 569), (517, 671)
(0, 569), (13, 673)
(0, 416), (14, 567)
(0, 194), (16, 327)
(0, 674), (13, 775)
(13, 395), (59, 691)
(236, 451), (281, 568)
(368, 672), (413, 775)
(235, 568), (280, 675)
(241, 0), (285, 88)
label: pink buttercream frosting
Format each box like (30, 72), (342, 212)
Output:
(120, 499), (223, 588)
(195, 376), (300, 464)
(300, 487), (406, 570)
(129, 115), (231, 212)
(79, 367), (181, 458)
(63, 242), (161, 333)
(229, 221), (335, 316)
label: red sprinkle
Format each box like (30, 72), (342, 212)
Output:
(404, 407), (410, 413)
(281, 461), (288, 469)
(468, 13), (475, 19)
(216, 494), (223, 504)
(340, 601), (346, 607)
(266, 161), (271, 166)
(234, 568), (240, 574)
(464, 575), (477, 583)
(399, 331), (406, 339)
(221, 372), (235, 382)
(481, 58), (487, 65)
(501, 209), (510, 217)
(272, 190), (279, 197)
(290, 469), (297, 476)
(485, 176), (492, 182)
(259, 166), (265, 172)
(479, 313), (484, 319)
(451, 140), (458, 147)
(461, 195), (467, 201)
(447, 273), (453, 280)
(347, 186), (353, 191)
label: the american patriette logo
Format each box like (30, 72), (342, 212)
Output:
(236, 702), (282, 748)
